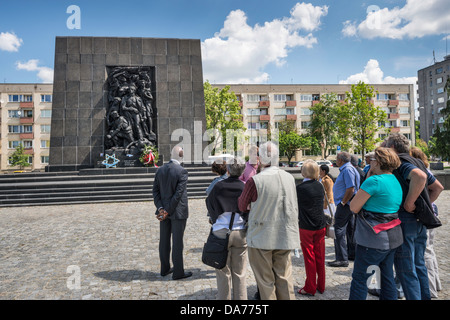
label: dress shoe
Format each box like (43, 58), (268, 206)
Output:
(161, 268), (174, 277)
(173, 271), (193, 280)
(327, 260), (349, 267)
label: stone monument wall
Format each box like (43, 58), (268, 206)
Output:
(48, 36), (206, 171)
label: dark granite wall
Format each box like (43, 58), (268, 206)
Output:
(48, 37), (206, 171)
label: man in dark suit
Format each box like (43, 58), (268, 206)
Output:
(153, 145), (192, 280)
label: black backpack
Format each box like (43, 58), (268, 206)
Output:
(393, 153), (442, 229)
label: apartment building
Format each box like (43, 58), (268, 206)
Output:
(417, 55), (450, 143)
(0, 84), (53, 172)
(213, 84), (415, 161)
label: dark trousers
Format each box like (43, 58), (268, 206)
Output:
(333, 203), (356, 262)
(159, 218), (187, 278)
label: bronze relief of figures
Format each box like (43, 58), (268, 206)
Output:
(105, 66), (156, 153)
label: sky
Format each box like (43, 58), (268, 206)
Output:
(1, 0), (450, 88)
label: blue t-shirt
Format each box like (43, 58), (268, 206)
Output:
(361, 174), (403, 213)
(333, 162), (360, 205)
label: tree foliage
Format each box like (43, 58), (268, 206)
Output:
(204, 81), (246, 154)
(346, 82), (388, 160)
(9, 143), (31, 170)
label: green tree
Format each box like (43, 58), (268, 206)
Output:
(429, 77), (450, 161)
(204, 81), (246, 154)
(9, 143), (31, 170)
(346, 82), (388, 161)
(279, 131), (312, 164)
(309, 93), (340, 159)
(333, 101), (353, 152)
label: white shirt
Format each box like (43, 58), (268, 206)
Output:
(212, 212), (246, 232)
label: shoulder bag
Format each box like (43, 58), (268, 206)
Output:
(202, 212), (236, 269)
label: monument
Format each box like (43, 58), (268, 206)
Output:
(47, 36), (206, 171)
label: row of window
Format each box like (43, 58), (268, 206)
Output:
(8, 110), (52, 118)
(8, 125), (51, 133)
(8, 140), (50, 149)
(247, 106), (409, 116)
(8, 156), (49, 165)
(247, 119), (411, 130)
(244, 93), (410, 102)
(7, 94), (52, 103)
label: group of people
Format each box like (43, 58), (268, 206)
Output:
(152, 132), (444, 300)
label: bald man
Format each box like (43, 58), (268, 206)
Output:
(153, 146), (192, 280)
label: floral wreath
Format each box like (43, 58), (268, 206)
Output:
(139, 145), (159, 167)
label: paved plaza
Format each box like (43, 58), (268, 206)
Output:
(0, 191), (449, 300)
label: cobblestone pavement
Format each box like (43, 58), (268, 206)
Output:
(0, 191), (449, 300)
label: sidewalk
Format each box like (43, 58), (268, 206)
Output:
(0, 191), (449, 300)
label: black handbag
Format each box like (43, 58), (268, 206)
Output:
(202, 212), (236, 269)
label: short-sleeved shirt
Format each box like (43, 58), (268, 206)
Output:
(361, 174), (403, 213)
(333, 162), (360, 205)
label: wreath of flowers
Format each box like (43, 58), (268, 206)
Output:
(139, 145), (159, 167)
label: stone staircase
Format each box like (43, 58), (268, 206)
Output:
(0, 166), (217, 208)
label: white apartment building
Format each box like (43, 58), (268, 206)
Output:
(213, 84), (415, 161)
(0, 84), (53, 172)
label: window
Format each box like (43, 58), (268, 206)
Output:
(23, 125), (33, 133)
(312, 94), (320, 101)
(403, 133), (411, 140)
(41, 110), (52, 118)
(41, 156), (49, 164)
(41, 125), (51, 133)
(23, 110), (33, 118)
(246, 109), (260, 116)
(286, 108), (295, 115)
(41, 140), (50, 148)
(259, 108), (268, 115)
(437, 87), (444, 94)
(377, 94), (394, 100)
(23, 141), (33, 149)
(300, 94), (312, 101)
(398, 94), (409, 101)
(436, 67), (443, 74)
(401, 120), (410, 127)
(300, 108), (312, 116)
(8, 94), (32, 102)
(438, 97), (445, 104)
(41, 95), (52, 102)
(437, 77), (443, 84)
(8, 125), (21, 133)
(248, 122), (260, 130)
(8, 141), (21, 149)
(337, 94), (346, 101)
(274, 109), (286, 115)
(301, 121), (310, 129)
(399, 107), (409, 114)
(8, 156), (32, 165)
(260, 122), (268, 129)
(8, 110), (21, 118)
(274, 94), (286, 102)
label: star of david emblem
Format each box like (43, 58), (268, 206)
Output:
(102, 154), (120, 168)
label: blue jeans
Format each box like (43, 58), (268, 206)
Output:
(350, 245), (398, 300)
(394, 212), (431, 300)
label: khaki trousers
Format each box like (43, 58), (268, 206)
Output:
(213, 229), (248, 300)
(248, 247), (295, 300)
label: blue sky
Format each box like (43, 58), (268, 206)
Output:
(0, 0), (449, 85)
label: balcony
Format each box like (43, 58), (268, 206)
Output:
(259, 100), (270, 107)
(260, 115), (270, 121)
(19, 133), (34, 139)
(390, 127), (400, 133)
(19, 102), (33, 108)
(20, 117), (34, 124)
(24, 148), (34, 155)
(388, 113), (400, 119)
(388, 100), (399, 106)
(285, 100), (297, 107)
(286, 114), (297, 121)
(312, 100), (321, 106)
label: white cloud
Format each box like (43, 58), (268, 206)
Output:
(16, 59), (54, 83)
(202, 2), (328, 83)
(342, 0), (450, 39)
(0, 32), (23, 52)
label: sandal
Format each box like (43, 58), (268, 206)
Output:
(298, 287), (314, 296)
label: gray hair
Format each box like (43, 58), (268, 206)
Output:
(336, 151), (351, 163)
(384, 133), (410, 154)
(259, 142), (279, 166)
(350, 155), (359, 166)
(365, 151), (375, 159)
(226, 157), (246, 177)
